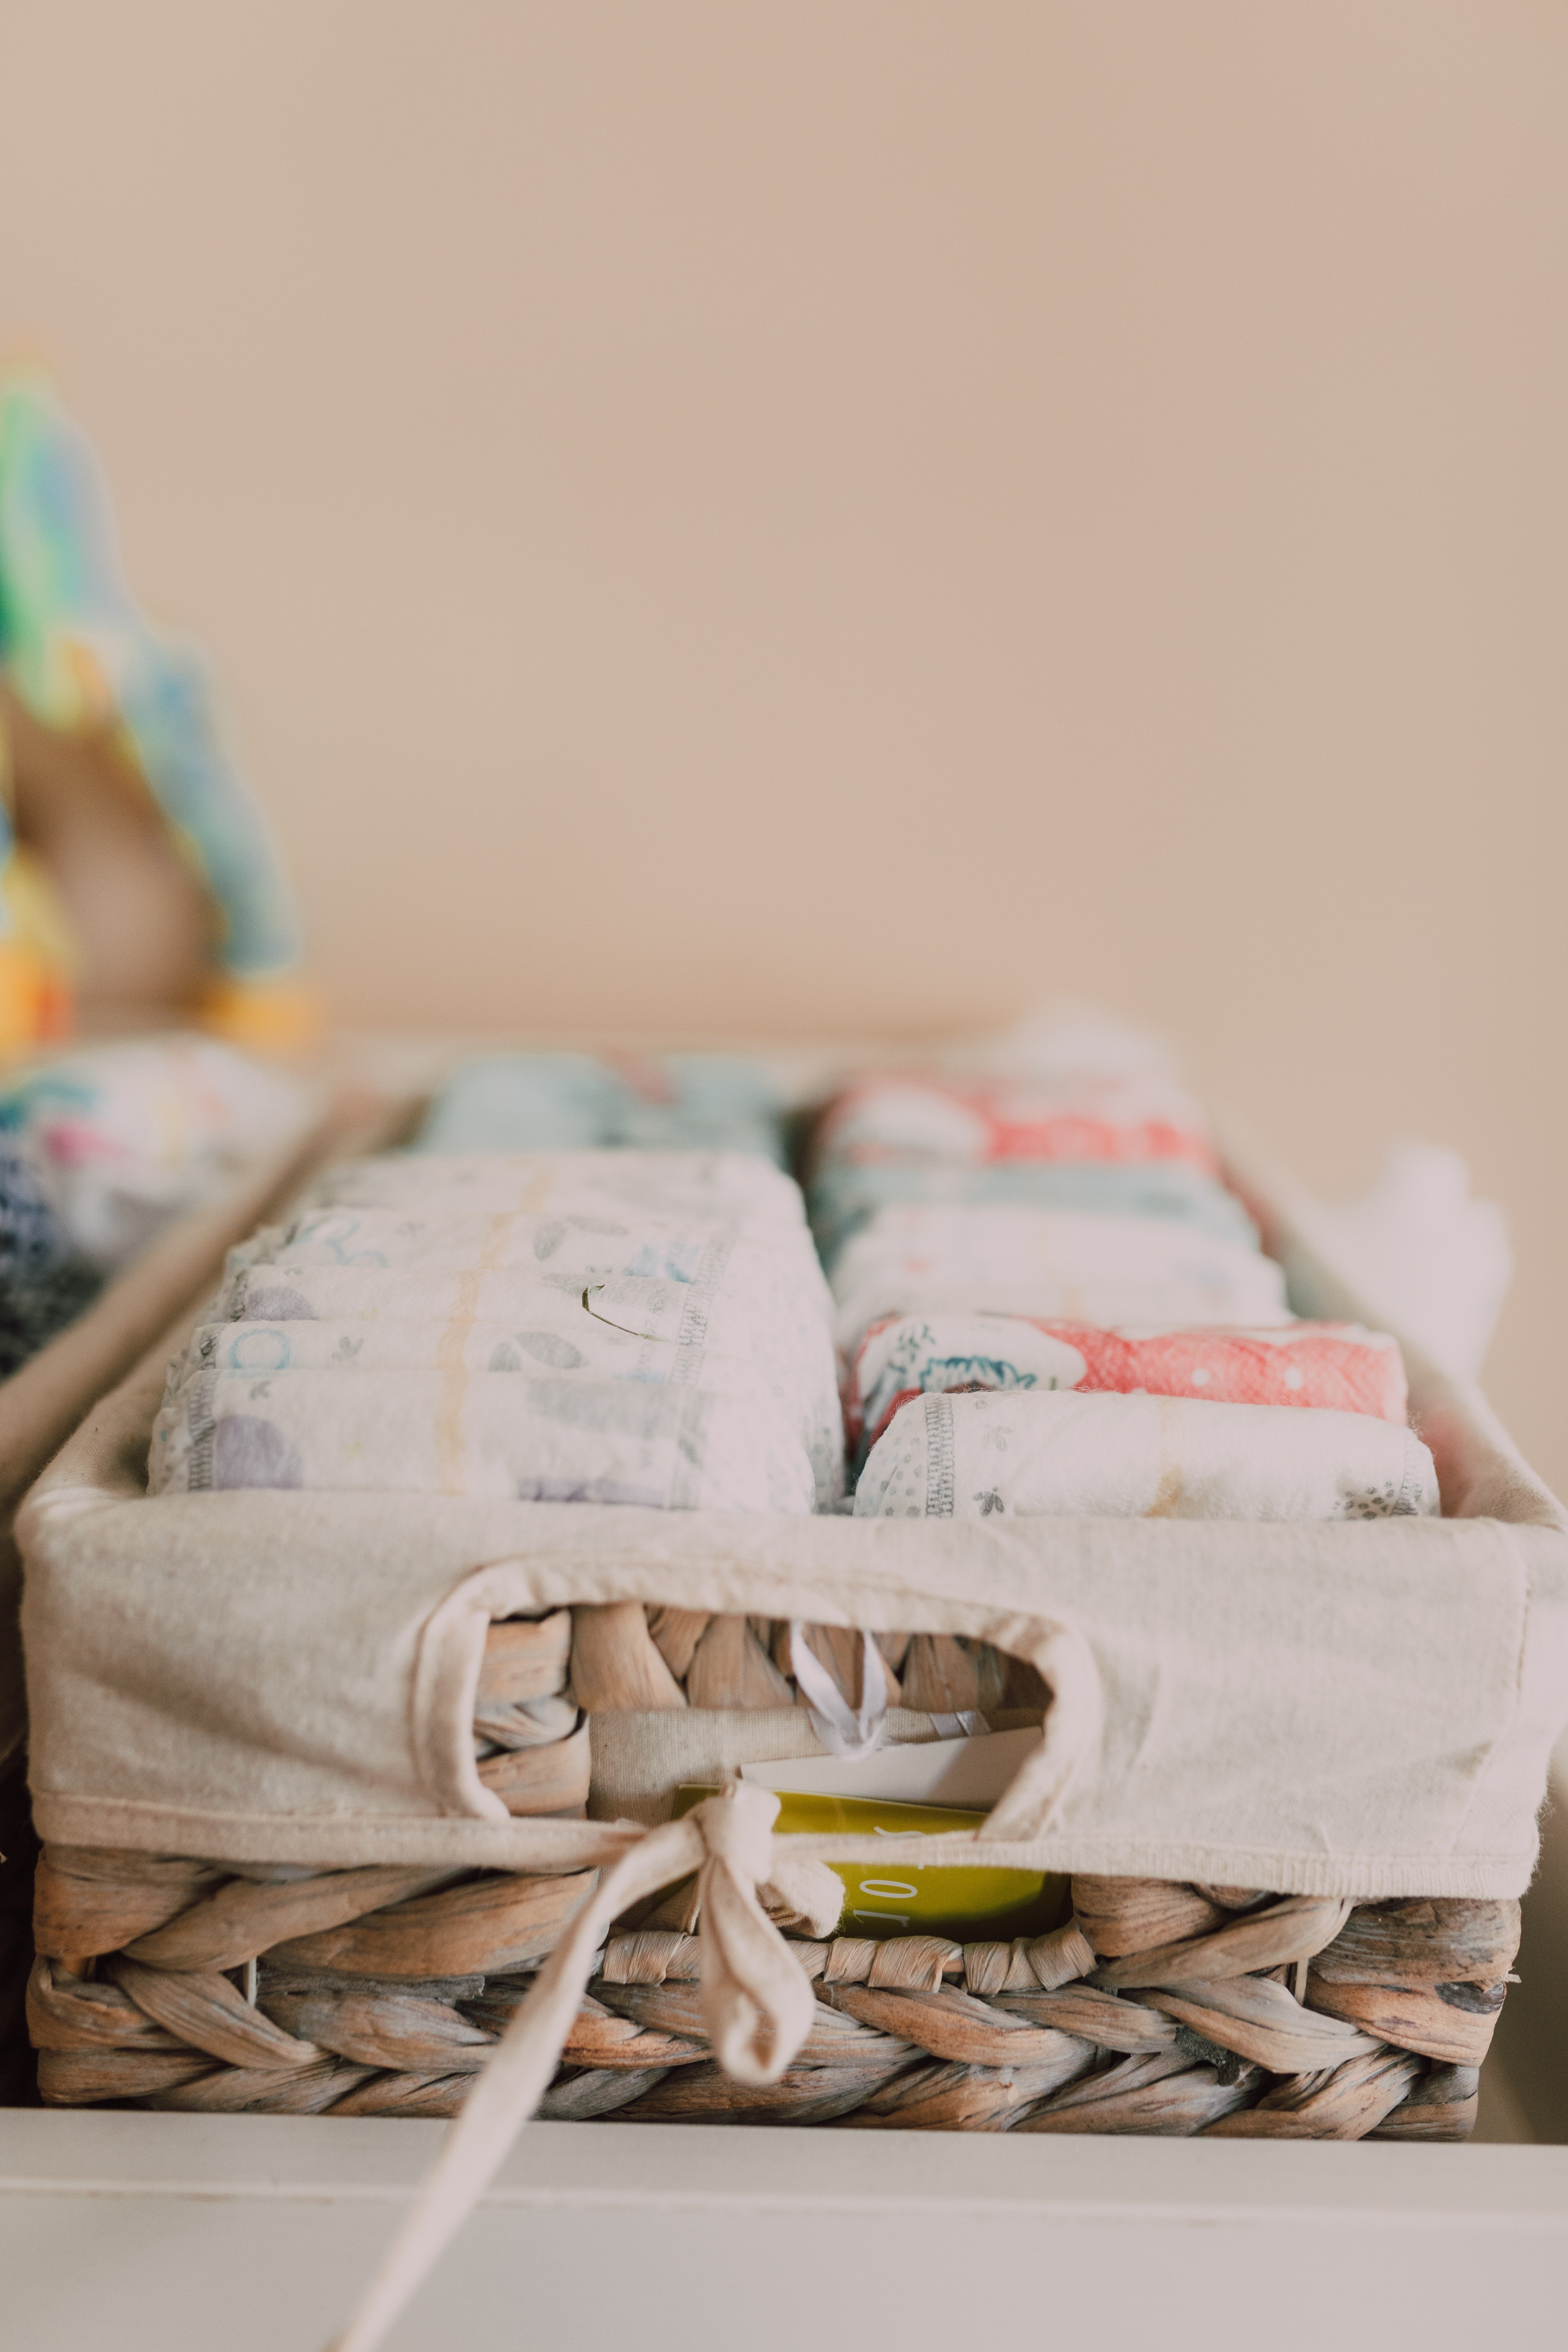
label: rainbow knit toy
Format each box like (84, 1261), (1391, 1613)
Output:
(0, 370), (314, 1053)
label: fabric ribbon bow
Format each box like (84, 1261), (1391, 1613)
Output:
(327, 1784), (830, 2352)
(328, 1610), (1099, 2350)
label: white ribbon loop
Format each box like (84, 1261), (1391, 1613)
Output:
(327, 1783), (811, 2352)
(788, 1620), (891, 1759)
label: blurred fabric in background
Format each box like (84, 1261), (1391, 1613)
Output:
(0, 1), (1562, 1489)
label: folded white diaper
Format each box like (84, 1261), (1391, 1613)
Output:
(830, 1203), (1290, 1358)
(151, 1366), (815, 1513)
(854, 1387), (1438, 1523)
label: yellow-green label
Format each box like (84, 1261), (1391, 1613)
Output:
(674, 1786), (1069, 1943)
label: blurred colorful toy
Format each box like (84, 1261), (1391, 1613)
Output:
(0, 369), (315, 1053)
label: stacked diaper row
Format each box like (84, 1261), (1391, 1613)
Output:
(808, 1058), (1439, 1523)
(149, 1147), (842, 1516)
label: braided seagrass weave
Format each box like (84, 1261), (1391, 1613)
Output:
(573, 1599), (1025, 1715)
(26, 1846), (1511, 2137)
(26, 1607), (1519, 2136)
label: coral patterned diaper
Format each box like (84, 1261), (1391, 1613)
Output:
(847, 1312), (1408, 1461)
(813, 1069), (1216, 1173)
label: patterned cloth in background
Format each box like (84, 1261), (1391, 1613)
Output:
(0, 1148), (97, 1377)
(416, 1053), (786, 1163)
(0, 1034), (310, 1377)
(846, 1312), (1410, 1463)
(855, 1387), (1438, 1524)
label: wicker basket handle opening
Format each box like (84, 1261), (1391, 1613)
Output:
(411, 1573), (578, 1820)
(981, 1613), (1103, 1842)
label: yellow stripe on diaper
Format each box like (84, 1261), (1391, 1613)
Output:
(434, 1213), (518, 1493)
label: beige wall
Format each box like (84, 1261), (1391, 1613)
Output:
(2, 2), (1565, 1488)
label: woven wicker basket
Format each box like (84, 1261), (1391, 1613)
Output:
(14, 1116), (1562, 2150)
(25, 1596), (1518, 2140)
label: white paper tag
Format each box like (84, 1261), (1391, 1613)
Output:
(741, 1723), (1042, 1809)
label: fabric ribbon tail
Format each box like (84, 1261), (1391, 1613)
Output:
(324, 1815), (702, 2352)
